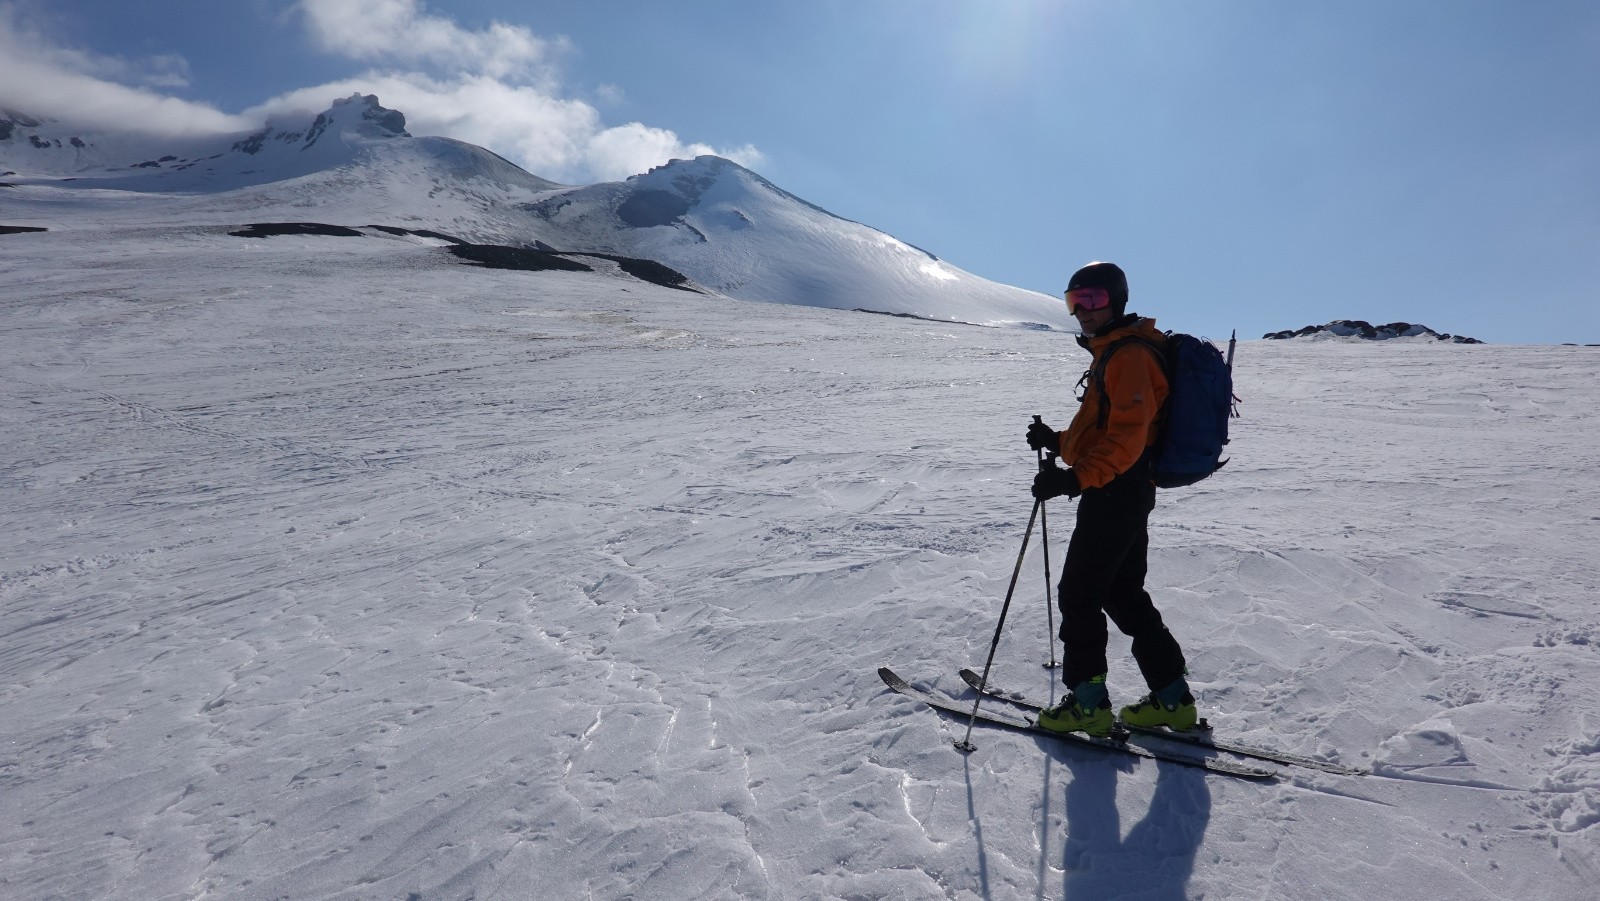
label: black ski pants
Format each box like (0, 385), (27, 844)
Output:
(1057, 472), (1187, 693)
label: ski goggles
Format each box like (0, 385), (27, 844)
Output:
(1065, 287), (1112, 315)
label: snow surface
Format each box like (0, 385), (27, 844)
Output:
(4, 213), (1600, 900)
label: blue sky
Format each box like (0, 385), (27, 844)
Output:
(3, 0), (1598, 344)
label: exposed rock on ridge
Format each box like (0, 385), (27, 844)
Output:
(1264, 320), (1482, 344)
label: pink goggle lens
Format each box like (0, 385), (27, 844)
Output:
(1065, 287), (1111, 315)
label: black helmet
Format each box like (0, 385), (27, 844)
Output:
(1067, 261), (1128, 313)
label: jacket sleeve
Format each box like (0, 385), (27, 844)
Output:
(1067, 346), (1167, 489)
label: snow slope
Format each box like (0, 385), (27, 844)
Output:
(517, 155), (1064, 327)
(0, 96), (1067, 330)
(3, 215), (1598, 900)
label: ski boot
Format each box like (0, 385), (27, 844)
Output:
(1038, 676), (1114, 737)
(1120, 680), (1199, 732)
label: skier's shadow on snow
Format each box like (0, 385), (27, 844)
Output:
(1051, 748), (1213, 900)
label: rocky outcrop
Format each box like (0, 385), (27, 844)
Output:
(1264, 320), (1482, 344)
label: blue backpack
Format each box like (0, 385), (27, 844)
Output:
(1091, 332), (1235, 488)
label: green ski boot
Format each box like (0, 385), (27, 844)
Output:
(1119, 689), (1199, 732)
(1038, 676), (1114, 737)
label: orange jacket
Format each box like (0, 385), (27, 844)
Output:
(1057, 316), (1169, 490)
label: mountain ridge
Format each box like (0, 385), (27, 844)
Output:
(0, 95), (1066, 329)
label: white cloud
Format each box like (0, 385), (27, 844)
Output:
(248, 72), (764, 184)
(587, 123), (764, 182)
(0, 4), (248, 134)
(137, 54), (194, 91)
(297, 0), (565, 84)
(272, 0), (764, 182)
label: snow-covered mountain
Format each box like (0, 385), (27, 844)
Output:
(0, 95), (1066, 329)
(2, 94), (556, 194)
(516, 155), (1064, 325)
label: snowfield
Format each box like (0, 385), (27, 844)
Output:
(3, 222), (1599, 900)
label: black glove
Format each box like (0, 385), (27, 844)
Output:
(1026, 419), (1059, 452)
(1032, 467), (1081, 501)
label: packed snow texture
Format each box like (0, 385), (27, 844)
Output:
(4, 220), (1599, 900)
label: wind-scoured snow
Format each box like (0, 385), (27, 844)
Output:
(3, 215), (1598, 900)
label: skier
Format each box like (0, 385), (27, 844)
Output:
(1026, 261), (1196, 737)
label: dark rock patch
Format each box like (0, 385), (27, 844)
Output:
(411, 229), (465, 243)
(617, 189), (691, 228)
(303, 113), (333, 148)
(522, 196), (573, 221)
(447, 244), (594, 273)
(445, 243), (698, 291)
(853, 308), (988, 328)
(364, 224), (466, 244)
(0, 110), (41, 142)
(363, 104), (408, 136)
(566, 253), (699, 292)
(229, 222), (367, 238)
(0, 225), (48, 235)
(232, 130), (269, 155)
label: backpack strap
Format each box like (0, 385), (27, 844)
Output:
(1091, 336), (1168, 430)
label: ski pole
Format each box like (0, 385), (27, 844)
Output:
(955, 416), (1047, 753)
(1037, 428), (1058, 671)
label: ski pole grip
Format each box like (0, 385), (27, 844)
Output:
(1031, 415), (1057, 468)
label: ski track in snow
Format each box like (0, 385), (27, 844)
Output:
(3, 225), (1599, 900)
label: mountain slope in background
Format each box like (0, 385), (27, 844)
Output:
(523, 155), (1062, 324)
(0, 94), (1066, 329)
(1, 94), (557, 194)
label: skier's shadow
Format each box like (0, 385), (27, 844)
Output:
(1051, 748), (1213, 900)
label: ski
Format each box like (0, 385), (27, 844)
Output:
(957, 668), (1365, 776)
(878, 668), (1275, 781)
